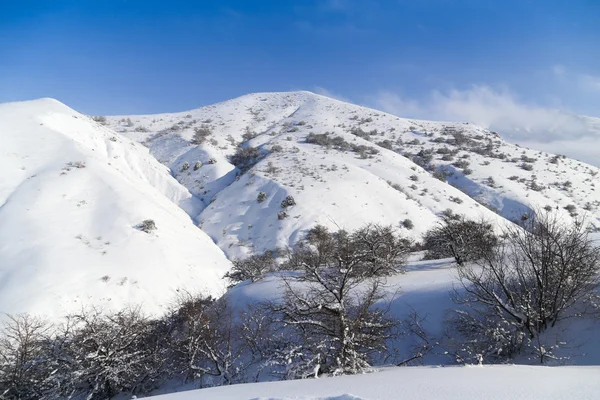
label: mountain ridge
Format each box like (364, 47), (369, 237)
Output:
(104, 91), (600, 259)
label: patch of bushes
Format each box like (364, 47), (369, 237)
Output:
(520, 163), (534, 171)
(257, 192), (267, 203)
(280, 195), (296, 208)
(423, 213), (497, 265)
(230, 146), (261, 172)
(224, 250), (277, 285)
(91, 116), (107, 125)
(191, 126), (212, 145)
(137, 219), (157, 233)
(305, 132), (379, 158)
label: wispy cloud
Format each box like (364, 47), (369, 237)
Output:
(368, 85), (600, 166)
(580, 74), (600, 93)
(553, 64), (600, 93)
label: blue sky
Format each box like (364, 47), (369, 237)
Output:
(1, 0), (599, 120)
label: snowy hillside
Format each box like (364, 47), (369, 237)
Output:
(3, 91), (598, 319)
(0, 99), (232, 319)
(152, 365), (600, 400)
(1, 94), (598, 399)
(106, 91), (600, 258)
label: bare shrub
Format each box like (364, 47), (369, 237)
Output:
(0, 315), (52, 399)
(166, 295), (251, 386)
(280, 195), (296, 208)
(67, 307), (167, 398)
(277, 210), (288, 220)
(423, 214), (497, 265)
(451, 211), (600, 363)
(402, 219), (414, 230)
(564, 204), (577, 217)
(520, 162), (534, 171)
(257, 192), (267, 203)
(230, 146), (261, 172)
(224, 250), (277, 285)
(191, 126), (212, 145)
(137, 219), (157, 233)
(91, 116), (107, 125)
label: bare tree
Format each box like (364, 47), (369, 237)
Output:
(224, 250), (277, 285)
(0, 315), (52, 399)
(451, 211), (600, 362)
(230, 146), (261, 172)
(67, 307), (167, 399)
(166, 293), (253, 387)
(264, 225), (407, 378)
(397, 308), (438, 366)
(423, 213), (497, 265)
(350, 223), (413, 276)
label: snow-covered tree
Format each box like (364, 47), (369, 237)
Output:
(423, 213), (497, 265)
(224, 250), (278, 285)
(266, 224), (407, 378)
(67, 307), (168, 399)
(166, 293), (253, 387)
(0, 314), (52, 399)
(451, 211), (600, 363)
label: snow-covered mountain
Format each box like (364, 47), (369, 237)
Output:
(2, 91), (599, 319)
(0, 99), (232, 319)
(1, 92), (600, 399)
(105, 91), (600, 259)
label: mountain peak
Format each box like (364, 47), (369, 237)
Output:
(102, 92), (599, 260)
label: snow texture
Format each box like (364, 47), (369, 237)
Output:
(150, 365), (600, 400)
(0, 99), (232, 320)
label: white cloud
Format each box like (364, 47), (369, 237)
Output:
(580, 74), (600, 93)
(369, 85), (600, 166)
(552, 65), (600, 93)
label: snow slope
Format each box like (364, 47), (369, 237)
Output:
(106, 91), (600, 259)
(151, 365), (600, 400)
(0, 99), (232, 319)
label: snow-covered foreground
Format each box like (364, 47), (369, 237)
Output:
(151, 365), (600, 400)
